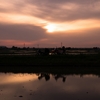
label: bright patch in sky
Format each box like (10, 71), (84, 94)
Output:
(44, 24), (57, 32)
(43, 19), (100, 33)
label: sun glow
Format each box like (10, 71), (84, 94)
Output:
(44, 19), (100, 33)
(44, 24), (57, 32)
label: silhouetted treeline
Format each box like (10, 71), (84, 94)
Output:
(0, 45), (100, 55)
(36, 72), (100, 82)
(37, 73), (66, 82)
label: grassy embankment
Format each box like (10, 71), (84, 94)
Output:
(0, 54), (100, 73)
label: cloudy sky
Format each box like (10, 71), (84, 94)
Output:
(0, 0), (100, 47)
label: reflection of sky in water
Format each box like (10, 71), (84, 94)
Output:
(0, 73), (100, 100)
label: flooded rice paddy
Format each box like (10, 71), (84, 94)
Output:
(0, 73), (100, 100)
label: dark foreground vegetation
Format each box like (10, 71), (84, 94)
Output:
(0, 54), (100, 66)
(0, 46), (100, 73)
(0, 54), (100, 73)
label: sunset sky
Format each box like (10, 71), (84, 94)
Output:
(0, 0), (100, 47)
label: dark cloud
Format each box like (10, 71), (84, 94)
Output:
(27, 0), (97, 5)
(24, 0), (100, 22)
(0, 23), (100, 47)
(0, 23), (47, 41)
(1, 0), (100, 22)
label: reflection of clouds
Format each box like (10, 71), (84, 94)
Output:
(63, 75), (100, 93)
(0, 73), (37, 84)
(0, 81), (39, 100)
(0, 73), (100, 100)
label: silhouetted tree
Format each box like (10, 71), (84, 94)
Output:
(12, 46), (18, 50)
(37, 49), (42, 55)
(38, 73), (50, 81)
(54, 74), (66, 82)
(44, 48), (50, 55)
(62, 46), (66, 54)
(44, 74), (50, 81)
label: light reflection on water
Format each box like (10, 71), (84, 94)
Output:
(0, 73), (100, 100)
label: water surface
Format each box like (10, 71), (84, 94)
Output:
(0, 73), (100, 100)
